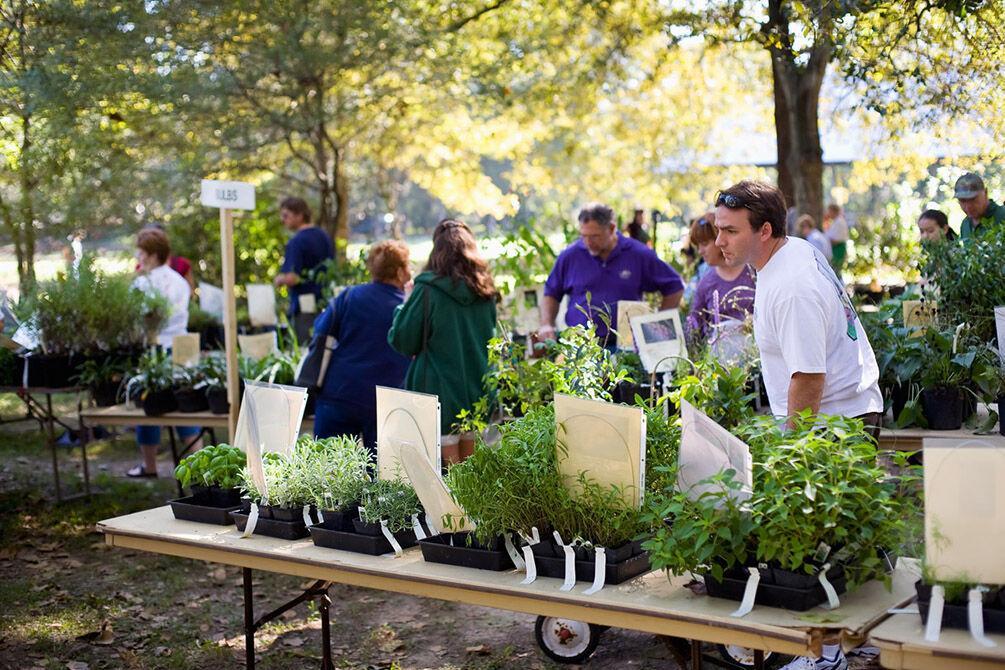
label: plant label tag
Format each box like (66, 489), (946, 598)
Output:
(504, 532), (526, 571)
(520, 545), (537, 584)
(246, 284), (277, 327)
(200, 179), (256, 210)
(242, 503), (260, 538)
(968, 588), (997, 648)
(817, 564), (841, 610)
(301, 505), (313, 528)
(380, 520), (403, 557)
(560, 544), (577, 591)
(297, 293), (317, 314)
(11, 322), (38, 351)
(172, 333), (200, 368)
(411, 514), (426, 540)
(903, 300), (936, 334)
(924, 584), (945, 642)
(582, 547), (607, 595)
(813, 542), (831, 564)
(996, 306), (1005, 360)
(730, 567), (761, 618)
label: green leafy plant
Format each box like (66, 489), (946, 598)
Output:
(922, 233), (1005, 343)
(174, 443), (246, 489)
(301, 435), (371, 511)
(74, 352), (134, 389)
(126, 349), (176, 396)
(359, 478), (423, 533)
(198, 353), (229, 391)
(670, 351), (755, 431)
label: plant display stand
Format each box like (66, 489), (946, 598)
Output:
(0, 385), (88, 502)
(98, 506), (918, 670)
(870, 611), (1005, 670)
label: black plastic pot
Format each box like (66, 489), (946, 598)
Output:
(318, 505), (358, 532)
(142, 388), (178, 416)
(90, 380), (120, 407)
(269, 505), (308, 522)
(174, 387), (209, 413)
(419, 532), (511, 571)
(191, 485), (242, 507)
(231, 511), (309, 540)
(15, 353), (80, 389)
(207, 387), (230, 415)
(310, 521), (417, 555)
(534, 550), (651, 585)
(704, 565), (846, 612)
(169, 495), (240, 525)
(889, 383), (910, 423)
(915, 580), (1005, 634)
(999, 395), (1005, 437)
(352, 518), (385, 536)
(920, 387), (963, 430)
(530, 538), (557, 557)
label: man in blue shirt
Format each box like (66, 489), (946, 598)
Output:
(273, 196), (335, 317)
(539, 203), (684, 343)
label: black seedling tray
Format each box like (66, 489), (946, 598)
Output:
(704, 566), (847, 612)
(419, 533), (512, 571)
(915, 581), (1005, 634)
(310, 521), (417, 555)
(533, 550), (651, 585)
(169, 496), (241, 525)
(231, 511), (309, 540)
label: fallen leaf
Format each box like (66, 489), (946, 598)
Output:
(66, 662), (89, 670)
(466, 644), (491, 655)
(283, 636), (304, 647)
(154, 646), (171, 657)
(76, 621), (115, 645)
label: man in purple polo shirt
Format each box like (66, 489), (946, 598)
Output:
(539, 203), (684, 343)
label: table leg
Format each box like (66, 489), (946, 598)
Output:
(244, 567), (256, 670)
(168, 429), (182, 497)
(319, 590), (333, 670)
(754, 648), (764, 670)
(78, 393), (91, 497)
(691, 639), (702, 670)
(45, 393), (63, 503)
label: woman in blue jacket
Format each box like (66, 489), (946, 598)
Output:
(312, 240), (412, 452)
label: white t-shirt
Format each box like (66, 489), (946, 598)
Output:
(806, 229), (833, 260)
(826, 215), (849, 243)
(753, 237), (882, 418)
(134, 264), (191, 348)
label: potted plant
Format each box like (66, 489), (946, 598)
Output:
(75, 354), (132, 407)
(127, 349), (178, 416)
(917, 326), (974, 430)
(235, 447), (313, 540)
(303, 435), (370, 530)
(915, 566), (1005, 635)
(199, 354), (232, 414)
(170, 443), (246, 524)
(173, 364), (209, 413)
(311, 477), (423, 556)
(187, 304), (224, 350)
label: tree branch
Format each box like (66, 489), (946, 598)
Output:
(446, 0), (512, 32)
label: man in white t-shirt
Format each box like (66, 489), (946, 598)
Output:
(714, 181), (882, 670)
(714, 180), (882, 429)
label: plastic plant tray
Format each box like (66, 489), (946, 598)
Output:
(169, 496), (240, 525)
(419, 533), (512, 571)
(309, 521), (417, 556)
(704, 566), (848, 612)
(231, 511), (309, 540)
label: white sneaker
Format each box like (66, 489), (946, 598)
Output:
(777, 651), (848, 670)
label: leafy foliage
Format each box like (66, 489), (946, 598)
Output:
(174, 443), (246, 490)
(922, 234), (1005, 343)
(359, 478), (423, 534)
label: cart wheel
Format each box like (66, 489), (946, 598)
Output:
(534, 616), (602, 664)
(716, 644), (791, 669)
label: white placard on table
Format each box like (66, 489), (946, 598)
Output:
(924, 438), (1005, 585)
(616, 300), (653, 351)
(234, 381), (309, 499)
(400, 443), (468, 534)
(298, 293), (318, 315)
(376, 386), (441, 482)
(500, 285), (543, 337)
(171, 333), (201, 367)
(238, 332), (277, 362)
(246, 284), (278, 327)
(554, 393), (646, 508)
(629, 308), (686, 373)
(995, 306), (1005, 361)
(200, 179), (256, 211)
(199, 282), (225, 320)
(677, 399), (753, 504)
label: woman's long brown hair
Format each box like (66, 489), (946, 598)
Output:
(424, 219), (497, 300)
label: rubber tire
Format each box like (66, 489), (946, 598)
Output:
(715, 644), (792, 669)
(534, 616), (602, 664)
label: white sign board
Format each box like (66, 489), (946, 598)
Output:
(238, 332), (277, 362)
(171, 333), (201, 367)
(995, 306), (1005, 361)
(376, 387), (441, 481)
(616, 300), (652, 351)
(924, 438), (1005, 584)
(629, 308), (686, 373)
(234, 381), (309, 499)
(400, 444), (468, 534)
(246, 284), (278, 327)
(200, 179), (256, 211)
(554, 394), (646, 508)
(199, 282), (225, 320)
(677, 399), (753, 504)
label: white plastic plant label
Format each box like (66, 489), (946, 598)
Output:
(995, 306), (1005, 360)
(968, 587), (996, 648)
(924, 439), (1005, 584)
(924, 584), (945, 642)
(730, 567), (761, 618)
(246, 284), (278, 327)
(411, 514), (427, 540)
(380, 520), (404, 557)
(520, 545), (537, 584)
(560, 544), (577, 592)
(504, 532), (526, 571)
(376, 386), (441, 482)
(678, 399), (753, 504)
(817, 564), (841, 610)
(301, 505), (313, 527)
(582, 547), (607, 596)
(242, 502), (260, 538)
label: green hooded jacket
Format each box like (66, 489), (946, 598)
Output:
(388, 271), (496, 433)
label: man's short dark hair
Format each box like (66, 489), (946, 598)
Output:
(578, 203), (614, 227)
(718, 180), (787, 238)
(280, 196), (312, 224)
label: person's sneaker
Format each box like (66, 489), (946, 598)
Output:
(777, 651), (848, 670)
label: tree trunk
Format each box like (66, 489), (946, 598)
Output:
(771, 60), (795, 211)
(17, 113), (37, 294)
(376, 167), (403, 240)
(332, 147), (349, 263)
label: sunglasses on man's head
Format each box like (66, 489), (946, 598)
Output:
(715, 193), (751, 210)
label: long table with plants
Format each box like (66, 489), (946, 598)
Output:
(870, 611), (1005, 670)
(98, 505), (916, 665)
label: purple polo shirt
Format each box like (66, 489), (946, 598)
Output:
(544, 234), (684, 338)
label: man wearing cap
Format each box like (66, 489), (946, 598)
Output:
(539, 203), (683, 345)
(955, 172), (1005, 239)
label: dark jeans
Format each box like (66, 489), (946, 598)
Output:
(313, 399), (377, 455)
(855, 411), (883, 442)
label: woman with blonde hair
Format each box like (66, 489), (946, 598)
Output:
(389, 219), (497, 437)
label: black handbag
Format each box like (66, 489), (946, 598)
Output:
(294, 291), (345, 393)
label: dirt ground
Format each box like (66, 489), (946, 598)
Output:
(0, 392), (883, 670)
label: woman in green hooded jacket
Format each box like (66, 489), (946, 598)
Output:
(388, 219), (497, 435)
